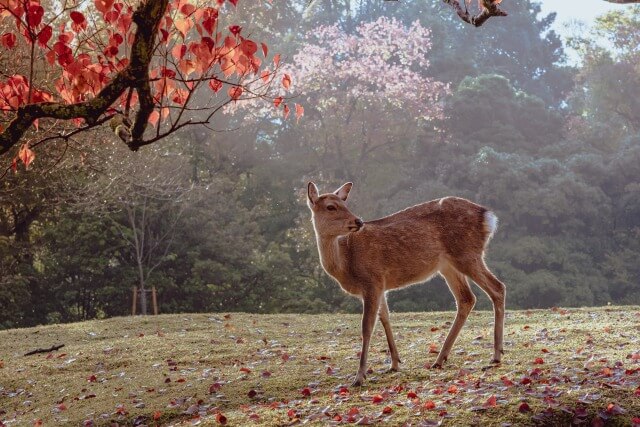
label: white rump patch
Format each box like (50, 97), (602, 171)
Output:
(485, 211), (498, 238)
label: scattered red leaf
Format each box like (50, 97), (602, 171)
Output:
(484, 395), (497, 408)
(518, 402), (531, 412)
(424, 400), (436, 410)
(215, 413), (227, 425)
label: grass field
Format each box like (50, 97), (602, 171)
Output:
(1, 307), (639, 426)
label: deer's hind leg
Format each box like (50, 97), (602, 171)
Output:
(456, 257), (506, 364)
(432, 265), (476, 368)
(378, 294), (401, 372)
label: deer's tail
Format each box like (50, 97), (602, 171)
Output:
(483, 210), (499, 245)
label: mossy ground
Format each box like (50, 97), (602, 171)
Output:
(1, 307), (639, 426)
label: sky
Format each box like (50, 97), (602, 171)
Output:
(539, 0), (630, 35)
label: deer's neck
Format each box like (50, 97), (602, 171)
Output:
(316, 234), (346, 281)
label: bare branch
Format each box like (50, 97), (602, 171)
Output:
(442, 0), (508, 27)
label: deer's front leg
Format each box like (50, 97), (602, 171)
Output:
(379, 295), (401, 372)
(353, 292), (381, 386)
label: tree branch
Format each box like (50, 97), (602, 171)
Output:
(443, 0), (508, 27)
(0, 0), (169, 157)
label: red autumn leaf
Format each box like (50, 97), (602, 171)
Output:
(209, 79), (223, 93)
(1, 33), (16, 49)
(95, 0), (115, 14)
(261, 42), (268, 57)
(228, 86), (243, 100)
(541, 348), (550, 353)
(239, 367), (251, 374)
(37, 25), (52, 47)
(429, 343), (439, 354)
(407, 391), (418, 399)
(153, 411), (162, 420)
(87, 374), (97, 382)
(261, 370), (271, 378)
(283, 103), (290, 119)
(518, 402), (531, 412)
(228, 0), (238, 5)
(424, 400), (436, 410)
(240, 39), (257, 56)
(533, 357), (544, 365)
(282, 73), (291, 90)
(498, 376), (513, 387)
(229, 25), (242, 36)
(70, 11), (86, 24)
(484, 395), (497, 408)
(348, 407), (360, 416)
(273, 53), (281, 67)
(57, 403), (67, 411)
(295, 103), (304, 122)
(208, 382), (222, 393)
(520, 377), (532, 385)
(27, 4), (44, 27)
(281, 352), (290, 362)
(215, 413), (227, 425)
(180, 4), (196, 15)
(300, 387), (311, 397)
(148, 110), (160, 127)
(11, 157), (17, 173)
(273, 96), (283, 108)
(247, 389), (257, 398)
(372, 394), (384, 403)
(447, 385), (458, 394)
(382, 406), (393, 414)
(18, 145), (35, 169)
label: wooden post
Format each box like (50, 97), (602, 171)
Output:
(131, 287), (137, 316)
(151, 286), (158, 315)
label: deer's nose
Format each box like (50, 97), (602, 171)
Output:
(355, 218), (364, 228)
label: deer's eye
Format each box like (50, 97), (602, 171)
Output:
(327, 205), (337, 211)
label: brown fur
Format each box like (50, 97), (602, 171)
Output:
(307, 182), (506, 386)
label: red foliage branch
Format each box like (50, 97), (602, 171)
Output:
(0, 0), (292, 170)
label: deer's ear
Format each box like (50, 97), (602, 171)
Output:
(307, 182), (319, 206)
(334, 182), (353, 201)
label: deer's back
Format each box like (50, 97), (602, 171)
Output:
(340, 197), (492, 289)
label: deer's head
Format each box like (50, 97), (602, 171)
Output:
(307, 182), (364, 237)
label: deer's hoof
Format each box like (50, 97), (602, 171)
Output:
(490, 358), (501, 365)
(386, 366), (399, 374)
(351, 373), (366, 387)
(430, 362), (443, 369)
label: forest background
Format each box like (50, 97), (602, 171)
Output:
(2, 0), (640, 328)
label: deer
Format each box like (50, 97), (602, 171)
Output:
(306, 181), (506, 386)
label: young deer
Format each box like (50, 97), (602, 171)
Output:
(307, 182), (506, 386)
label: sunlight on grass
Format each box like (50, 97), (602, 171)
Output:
(1, 307), (639, 426)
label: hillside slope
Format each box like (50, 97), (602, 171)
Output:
(1, 308), (639, 426)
